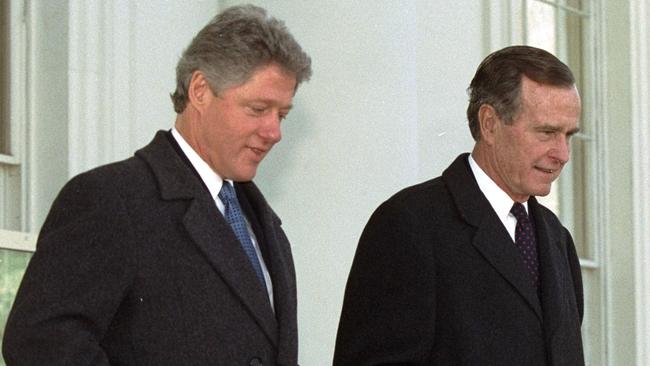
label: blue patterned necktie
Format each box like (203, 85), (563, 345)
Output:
(510, 202), (540, 288)
(218, 182), (267, 288)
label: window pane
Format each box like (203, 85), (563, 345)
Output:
(527, 1), (557, 52)
(527, 0), (592, 260)
(1, 0), (10, 155)
(564, 9), (586, 92)
(0, 248), (31, 366)
(558, 9), (591, 259)
(564, 0), (585, 12)
(563, 137), (589, 258)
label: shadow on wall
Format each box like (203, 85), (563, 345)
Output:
(255, 93), (316, 201)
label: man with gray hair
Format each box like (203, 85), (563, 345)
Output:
(335, 46), (583, 365)
(3, 5), (311, 365)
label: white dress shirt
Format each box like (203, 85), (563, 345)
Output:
(171, 128), (275, 310)
(468, 154), (529, 242)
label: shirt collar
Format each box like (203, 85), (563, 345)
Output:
(468, 154), (528, 220)
(171, 127), (229, 200)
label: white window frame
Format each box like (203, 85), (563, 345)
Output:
(0, 0), (34, 251)
(485, 1), (606, 364)
(0, 0), (25, 165)
(485, 0), (604, 263)
(0, 229), (36, 252)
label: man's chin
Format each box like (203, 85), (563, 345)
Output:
(233, 170), (258, 182)
(533, 186), (553, 197)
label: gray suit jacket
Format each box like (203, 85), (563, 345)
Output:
(334, 153), (584, 365)
(3, 131), (298, 366)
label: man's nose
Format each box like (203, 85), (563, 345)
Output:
(550, 136), (570, 165)
(259, 114), (282, 143)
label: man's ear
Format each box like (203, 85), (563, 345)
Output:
(187, 71), (212, 112)
(478, 104), (500, 145)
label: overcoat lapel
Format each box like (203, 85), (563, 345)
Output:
(237, 182), (297, 362)
(237, 183), (293, 308)
(530, 199), (585, 365)
(529, 199), (573, 345)
(135, 131), (279, 346)
(442, 154), (542, 320)
(181, 200), (279, 343)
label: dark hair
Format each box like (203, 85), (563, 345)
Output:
(171, 4), (312, 113)
(466, 45), (575, 141)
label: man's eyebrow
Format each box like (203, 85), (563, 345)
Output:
(247, 98), (294, 110)
(567, 127), (581, 136)
(535, 124), (581, 135)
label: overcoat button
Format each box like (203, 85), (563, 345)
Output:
(249, 357), (263, 366)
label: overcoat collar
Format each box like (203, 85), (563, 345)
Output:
(442, 153), (543, 320)
(134, 130), (280, 346)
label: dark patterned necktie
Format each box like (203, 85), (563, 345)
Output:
(218, 182), (267, 288)
(510, 202), (540, 288)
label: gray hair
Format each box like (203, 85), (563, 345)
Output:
(171, 4), (312, 113)
(466, 45), (575, 141)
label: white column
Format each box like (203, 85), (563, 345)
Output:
(66, 0), (218, 177)
(68, 0), (136, 176)
(631, 0), (650, 364)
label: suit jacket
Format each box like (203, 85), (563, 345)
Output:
(3, 131), (298, 366)
(334, 153), (584, 365)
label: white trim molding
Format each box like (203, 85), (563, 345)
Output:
(630, 0), (650, 364)
(0, 229), (36, 252)
(8, 0), (27, 164)
(591, 1), (610, 364)
(67, 0), (136, 177)
(483, 0), (525, 52)
(1, 0), (28, 231)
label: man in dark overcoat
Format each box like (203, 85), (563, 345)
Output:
(334, 45), (584, 366)
(3, 5), (311, 365)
